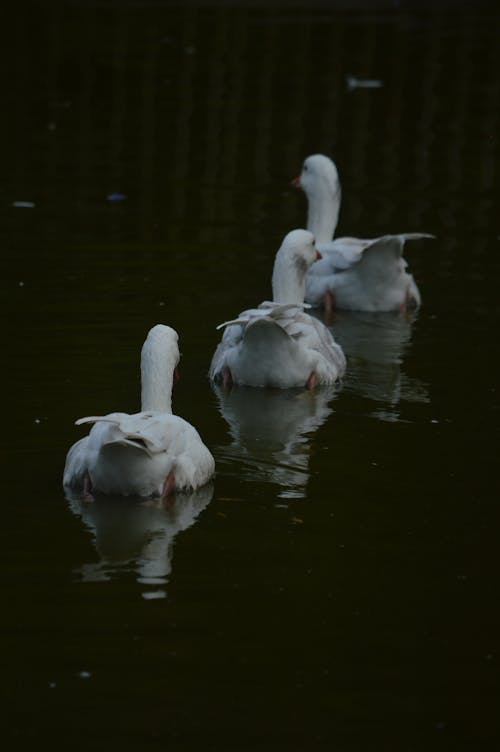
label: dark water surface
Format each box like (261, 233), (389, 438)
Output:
(2, 2), (500, 750)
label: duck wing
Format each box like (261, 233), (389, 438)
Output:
(76, 412), (167, 455)
(355, 233), (434, 273)
(307, 233), (434, 310)
(316, 233), (434, 272)
(316, 237), (373, 270)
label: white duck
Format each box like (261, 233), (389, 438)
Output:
(209, 229), (346, 389)
(63, 325), (215, 500)
(292, 153), (434, 313)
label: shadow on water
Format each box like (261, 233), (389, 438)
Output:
(212, 383), (338, 498)
(66, 485), (213, 593)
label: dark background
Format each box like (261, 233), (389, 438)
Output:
(1, 2), (499, 750)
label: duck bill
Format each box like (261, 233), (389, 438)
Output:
(291, 176), (301, 188)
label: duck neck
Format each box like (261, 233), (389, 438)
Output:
(307, 185), (341, 243)
(272, 252), (306, 305)
(140, 346), (174, 414)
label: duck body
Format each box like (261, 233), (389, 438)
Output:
(307, 233), (428, 312)
(64, 412), (214, 498)
(209, 230), (346, 389)
(293, 154), (434, 312)
(63, 325), (215, 499)
(210, 301), (345, 388)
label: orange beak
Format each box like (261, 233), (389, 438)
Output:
(291, 175), (301, 188)
(316, 250), (322, 260)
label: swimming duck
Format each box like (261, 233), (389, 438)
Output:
(63, 325), (215, 500)
(209, 229), (346, 389)
(292, 153), (434, 313)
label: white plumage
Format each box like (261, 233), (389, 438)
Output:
(63, 325), (215, 499)
(209, 229), (346, 389)
(292, 153), (434, 312)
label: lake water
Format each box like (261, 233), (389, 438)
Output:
(2, 2), (499, 750)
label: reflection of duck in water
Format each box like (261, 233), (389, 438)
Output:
(319, 310), (429, 415)
(67, 485), (213, 588)
(212, 384), (338, 498)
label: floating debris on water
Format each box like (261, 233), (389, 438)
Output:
(346, 74), (383, 90)
(12, 201), (35, 208)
